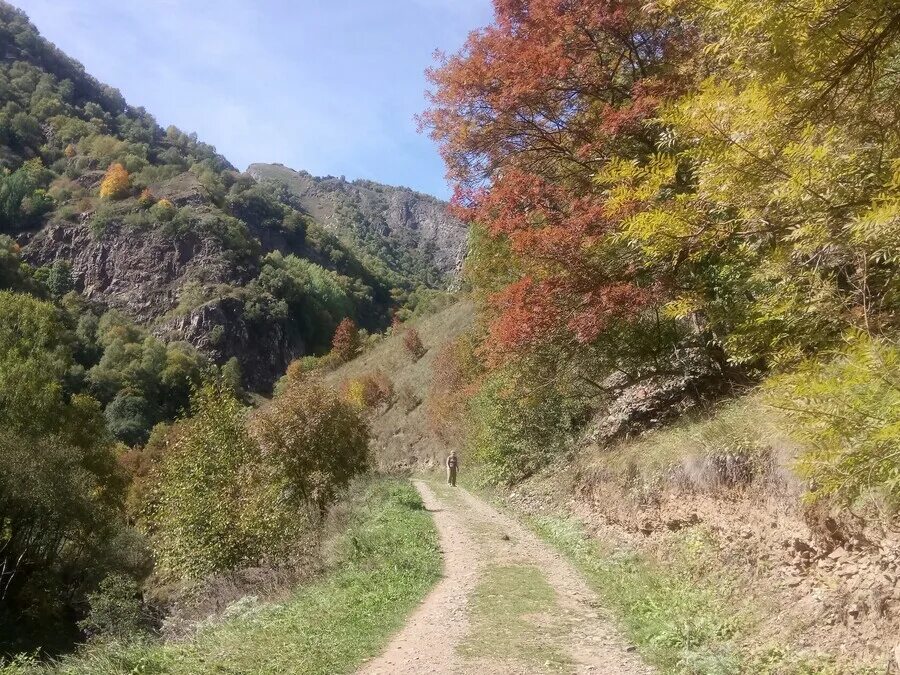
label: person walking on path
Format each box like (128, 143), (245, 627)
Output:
(446, 451), (459, 487)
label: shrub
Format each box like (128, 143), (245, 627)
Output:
(99, 162), (131, 199)
(146, 381), (291, 579)
(767, 334), (900, 507)
(149, 198), (175, 222)
(427, 334), (481, 442)
(78, 574), (151, 641)
(331, 317), (360, 362)
(138, 188), (155, 207)
(402, 327), (426, 361)
(342, 370), (393, 410)
(251, 378), (369, 516)
(468, 357), (582, 485)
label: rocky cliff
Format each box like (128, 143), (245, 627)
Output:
(247, 163), (467, 284)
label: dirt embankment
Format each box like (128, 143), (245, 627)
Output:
(506, 457), (900, 671)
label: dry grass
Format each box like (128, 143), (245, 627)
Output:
(326, 298), (475, 472)
(581, 394), (805, 501)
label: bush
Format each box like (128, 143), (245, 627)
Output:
(331, 317), (360, 362)
(99, 163), (130, 199)
(402, 327), (426, 361)
(145, 380), (292, 580)
(468, 357), (582, 485)
(149, 198), (175, 222)
(137, 188), (155, 207)
(251, 378), (369, 515)
(78, 574), (151, 641)
(427, 334), (481, 442)
(342, 370), (393, 410)
(767, 334), (900, 507)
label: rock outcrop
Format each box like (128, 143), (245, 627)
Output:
(156, 297), (304, 392)
(247, 163), (467, 281)
(22, 219), (243, 323)
(583, 348), (727, 445)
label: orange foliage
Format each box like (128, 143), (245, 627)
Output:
(421, 0), (692, 361)
(402, 327), (426, 361)
(426, 335), (482, 443)
(138, 188), (155, 207)
(342, 369), (394, 410)
(99, 162), (131, 199)
(331, 317), (360, 362)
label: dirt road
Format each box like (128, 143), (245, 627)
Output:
(358, 480), (653, 675)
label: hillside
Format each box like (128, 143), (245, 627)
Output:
(325, 298), (474, 471)
(248, 163), (467, 288)
(0, 1), (462, 394)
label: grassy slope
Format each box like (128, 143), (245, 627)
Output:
(8, 478), (440, 675)
(505, 395), (886, 675)
(326, 298), (475, 472)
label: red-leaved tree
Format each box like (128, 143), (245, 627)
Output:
(421, 0), (693, 362)
(331, 318), (360, 362)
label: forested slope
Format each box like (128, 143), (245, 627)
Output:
(0, 0), (459, 657)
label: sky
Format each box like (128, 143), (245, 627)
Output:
(13, 0), (493, 199)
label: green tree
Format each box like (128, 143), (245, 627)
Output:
(251, 378), (369, 515)
(146, 380), (294, 579)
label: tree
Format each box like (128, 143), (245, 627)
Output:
(421, 0), (692, 362)
(99, 162), (131, 199)
(331, 317), (360, 362)
(402, 327), (426, 361)
(221, 356), (243, 394)
(0, 158), (54, 230)
(104, 392), (155, 446)
(46, 259), (73, 299)
(0, 291), (143, 633)
(251, 378), (369, 515)
(146, 380), (288, 579)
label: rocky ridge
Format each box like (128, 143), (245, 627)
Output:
(247, 163), (467, 283)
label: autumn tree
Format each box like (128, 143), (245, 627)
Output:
(251, 378), (368, 515)
(422, 0), (693, 364)
(99, 162), (131, 199)
(331, 317), (360, 362)
(402, 327), (426, 361)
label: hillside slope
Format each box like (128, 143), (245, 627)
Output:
(0, 2), (462, 392)
(247, 163), (467, 287)
(325, 298), (474, 471)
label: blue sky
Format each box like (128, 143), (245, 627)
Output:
(13, 0), (493, 199)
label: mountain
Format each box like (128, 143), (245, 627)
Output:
(247, 163), (467, 287)
(0, 1), (465, 392)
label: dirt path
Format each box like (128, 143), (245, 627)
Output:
(358, 480), (653, 675)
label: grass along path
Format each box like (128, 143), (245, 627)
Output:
(528, 514), (877, 675)
(9, 478), (441, 675)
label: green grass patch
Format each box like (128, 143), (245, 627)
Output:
(459, 564), (571, 672)
(9, 477), (440, 675)
(528, 515), (865, 675)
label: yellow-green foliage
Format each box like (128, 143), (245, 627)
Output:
(251, 378), (369, 514)
(767, 334), (900, 507)
(342, 370), (393, 410)
(145, 380), (301, 580)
